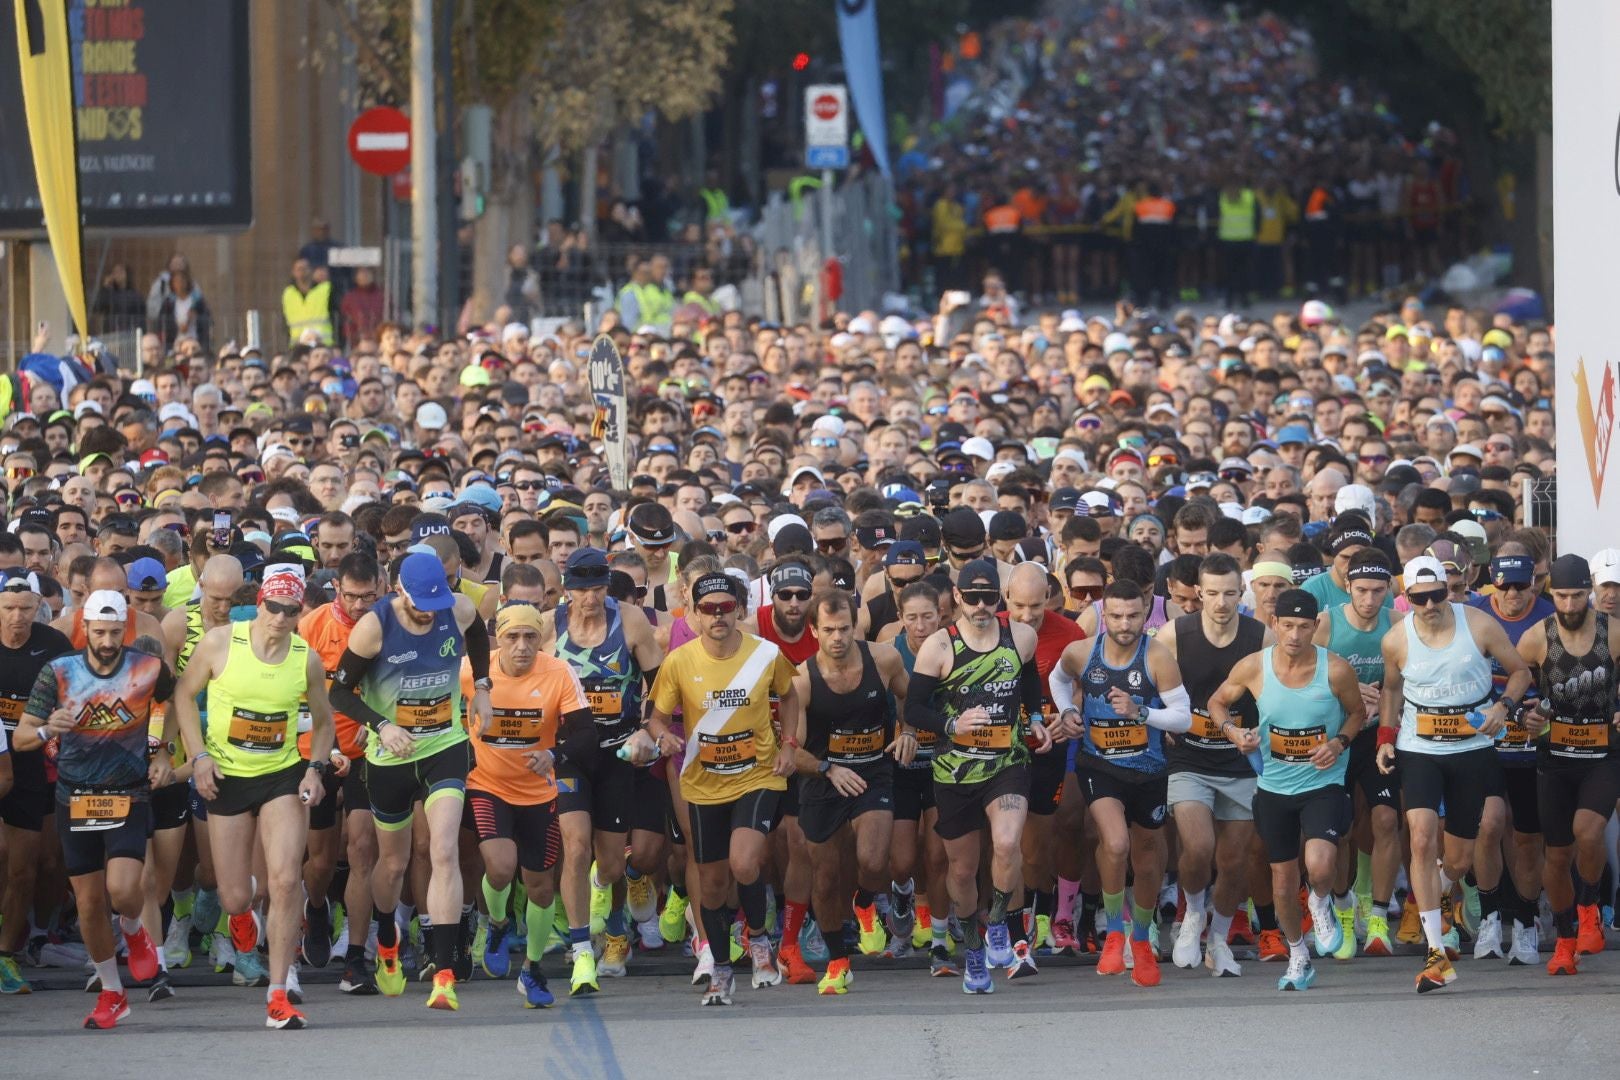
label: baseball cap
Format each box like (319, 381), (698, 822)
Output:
(1275, 589), (1319, 621)
(415, 402), (448, 430)
(1490, 555), (1534, 588)
(854, 524), (896, 549)
(884, 541), (926, 567)
(83, 589), (128, 624)
(1450, 519), (1490, 565)
(1334, 483), (1377, 521)
(1276, 425), (1311, 446)
(956, 558), (1000, 592)
(1050, 488), (1082, 513)
(563, 547), (611, 590)
(939, 508), (987, 549)
(1550, 553), (1593, 591)
(1428, 539), (1469, 573)
(771, 522), (814, 556)
(1403, 555), (1448, 590)
(782, 465), (825, 496)
(397, 551), (455, 611)
(126, 557), (168, 592)
(987, 511), (1026, 542)
(1589, 548), (1620, 587)
(961, 436), (995, 462)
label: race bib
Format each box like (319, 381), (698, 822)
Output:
(828, 727), (885, 762)
(952, 720), (1013, 752)
(1089, 716), (1149, 758)
(483, 707), (543, 747)
(1269, 725), (1325, 764)
(396, 694), (452, 736)
(227, 708), (288, 753)
(1184, 707), (1229, 749)
(0, 692), (25, 732)
(69, 790), (131, 832)
(586, 689), (624, 721)
(697, 730), (756, 774)
(1550, 716), (1609, 758)
(1499, 715), (1532, 752)
(1414, 709), (1471, 743)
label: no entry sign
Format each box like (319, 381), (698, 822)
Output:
(348, 107), (411, 176)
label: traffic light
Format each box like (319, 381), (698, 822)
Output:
(791, 52), (810, 72)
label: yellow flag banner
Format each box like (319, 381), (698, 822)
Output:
(13, 0), (88, 341)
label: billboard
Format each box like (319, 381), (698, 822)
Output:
(1552, 0), (1620, 557)
(0, 0), (251, 233)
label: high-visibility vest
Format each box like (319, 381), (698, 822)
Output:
(621, 281), (673, 328)
(682, 291), (720, 316)
(1134, 196), (1176, 225)
(700, 187), (730, 222)
(282, 281), (333, 344)
(1217, 190), (1257, 242)
(984, 204), (1021, 234)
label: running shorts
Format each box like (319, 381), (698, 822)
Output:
(467, 790), (562, 873)
(1399, 746), (1501, 840)
(1253, 785), (1351, 864)
(365, 740), (471, 829)
(933, 764), (1031, 841)
(57, 790), (151, 877)
(208, 760), (306, 818)
(797, 761), (895, 844)
(1074, 760), (1168, 830)
(556, 750), (636, 833)
(1537, 760), (1620, 849)
(689, 788), (782, 865)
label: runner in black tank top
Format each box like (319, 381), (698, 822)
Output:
(787, 597), (911, 992)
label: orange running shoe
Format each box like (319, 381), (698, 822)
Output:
(1227, 909), (1254, 946)
(1257, 928), (1287, 961)
(778, 945), (818, 985)
(1396, 903), (1423, 945)
(1576, 905), (1605, 955)
(1096, 931), (1127, 975)
(1548, 937), (1579, 975)
(266, 989), (307, 1029)
(229, 911), (261, 954)
(1415, 947), (1456, 993)
(1129, 939), (1160, 987)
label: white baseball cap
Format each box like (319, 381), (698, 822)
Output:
(1590, 548), (1620, 587)
(82, 589), (128, 624)
(1403, 555), (1448, 589)
(961, 436), (994, 461)
(416, 402), (449, 430)
(1334, 483), (1377, 521)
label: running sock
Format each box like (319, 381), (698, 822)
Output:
(606, 909), (626, 936)
(1255, 903), (1278, 931)
(118, 915), (142, 937)
(569, 926), (590, 948)
(1056, 877), (1080, 924)
(931, 920), (948, 950)
(963, 916), (984, 950)
(1479, 883), (1500, 919)
(376, 915), (399, 950)
(1333, 890), (1355, 914)
(890, 880), (914, 920)
(1033, 888), (1053, 925)
(1103, 891), (1125, 935)
(1130, 902), (1154, 943)
(853, 888), (876, 909)
(824, 920), (849, 961)
(1554, 906), (1577, 938)
(525, 901), (555, 962)
(95, 957), (122, 994)
(738, 880), (769, 933)
(699, 907), (731, 957)
(1287, 936), (1308, 963)
(269, 982), (284, 995)
(1372, 901), (1389, 919)
(346, 942), (366, 963)
(482, 876), (511, 927)
(671, 883), (687, 901)
(1080, 891), (1101, 935)
(1354, 850), (1373, 900)
(1209, 910), (1234, 942)
(988, 887), (1013, 926)
(430, 923), (457, 972)
(171, 890), (194, 921)
(782, 900), (807, 949)
(1419, 909), (1445, 952)
(1183, 888), (1208, 916)
(1438, 869), (1456, 898)
(1576, 877), (1599, 906)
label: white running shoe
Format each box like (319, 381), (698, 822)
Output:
(1205, 933), (1242, 977)
(748, 936), (782, 988)
(691, 941), (715, 987)
(1508, 921), (1539, 966)
(1472, 911), (1504, 960)
(163, 913), (193, 969)
(636, 916), (665, 951)
(1172, 910), (1205, 969)
(284, 961), (304, 1005)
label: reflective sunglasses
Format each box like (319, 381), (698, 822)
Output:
(695, 599), (738, 616)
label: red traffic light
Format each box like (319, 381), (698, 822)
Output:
(791, 52), (810, 71)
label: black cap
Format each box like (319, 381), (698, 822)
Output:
(988, 510), (1027, 542)
(855, 524), (895, 549)
(772, 522), (814, 556)
(939, 507), (987, 548)
(899, 515), (941, 546)
(1275, 589), (1319, 621)
(1050, 487), (1082, 512)
(768, 562), (814, 594)
(884, 540), (927, 567)
(1549, 553), (1593, 591)
(956, 558), (1000, 592)
(627, 502), (676, 545)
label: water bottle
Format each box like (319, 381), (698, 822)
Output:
(1245, 749), (1265, 777)
(617, 739), (660, 764)
(1466, 707), (1507, 742)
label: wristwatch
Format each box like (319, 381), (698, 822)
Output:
(816, 760), (831, 776)
(473, 678), (494, 692)
(307, 758), (329, 776)
(1333, 734), (1353, 751)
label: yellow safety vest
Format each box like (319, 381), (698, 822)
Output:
(282, 281), (334, 345)
(682, 291), (720, 316)
(1218, 190), (1257, 243)
(700, 187), (730, 222)
(622, 281), (673, 328)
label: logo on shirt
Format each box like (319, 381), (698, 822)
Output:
(703, 689), (750, 708)
(386, 651), (418, 665)
(1127, 669), (1142, 688)
(440, 638), (458, 658)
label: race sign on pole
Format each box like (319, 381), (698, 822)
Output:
(348, 107), (412, 177)
(588, 335), (628, 491)
(805, 83), (849, 170)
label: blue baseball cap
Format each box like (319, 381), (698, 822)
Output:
(126, 557), (168, 592)
(398, 551), (455, 612)
(1276, 425), (1311, 446)
(1490, 555), (1534, 587)
(563, 546), (611, 589)
(881, 483), (922, 504)
(884, 540), (927, 567)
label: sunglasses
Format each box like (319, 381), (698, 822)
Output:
(1069, 585), (1103, 601)
(1218, 468), (1251, 482)
(706, 530), (725, 542)
(815, 537), (848, 553)
(948, 547), (985, 561)
(6, 466), (34, 480)
(238, 469), (265, 483)
(513, 480), (546, 491)
(808, 436), (839, 449)
(1359, 453), (1390, 465)
(726, 521), (757, 535)
(1147, 452), (1179, 468)
(339, 434), (360, 448)
(1470, 508), (1504, 522)
(113, 490), (142, 505)
(1407, 589), (1449, 607)
(263, 600), (301, 617)
(959, 589), (1000, 607)
(1496, 580), (1531, 593)
(774, 588), (811, 603)
(1077, 416), (1103, 430)
(696, 599), (738, 616)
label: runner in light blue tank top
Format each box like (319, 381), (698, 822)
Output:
(1258, 645), (1349, 795)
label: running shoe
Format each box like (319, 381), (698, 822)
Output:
(1096, 931), (1127, 976)
(1363, 914), (1394, 957)
(691, 941), (714, 987)
(1415, 947), (1456, 993)
(1439, 895), (1460, 958)
(1049, 917), (1080, 955)
(469, 917), (487, 978)
(636, 916), (664, 951)
(267, 988), (307, 1029)
(1509, 922), (1540, 966)
(1332, 908), (1357, 961)
(1547, 937), (1579, 976)
(1256, 928), (1287, 962)
(748, 935), (781, 988)
(1130, 939), (1161, 987)
(885, 934), (913, 960)
(888, 903), (915, 950)
(984, 922), (1014, 968)
(1355, 894), (1371, 941)
(340, 957), (379, 995)
(1172, 910), (1205, 969)
(232, 948), (269, 987)
(818, 956), (852, 995)
(1007, 940), (1038, 979)
(162, 913), (192, 970)
(146, 972), (175, 1003)
(1033, 914), (1053, 952)
(1472, 911), (1504, 960)
(193, 890), (222, 950)
(0, 954), (31, 994)
(626, 874), (657, 924)
(570, 947), (599, 996)
(929, 944), (958, 977)
(375, 942), (407, 997)
(1461, 880), (1481, 936)
(600, 933), (630, 977)
(209, 927), (235, 974)
(286, 962), (304, 1005)
(125, 926), (160, 985)
(799, 919), (829, 964)
(659, 891), (690, 946)
(518, 966), (554, 1008)
(229, 911), (262, 955)
(84, 989), (130, 1030)
(1277, 951), (1315, 991)
(303, 900), (333, 969)
(588, 865), (611, 936)
(1227, 908), (1255, 946)
(1396, 902), (1423, 945)
(1308, 893), (1342, 957)
(426, 969), (458, 1011)
(778, 943), (817, 984)
(911, 906), (933, 951)
(854, 902), (887, 956)
(85, 972), (102, 994)
(1577, 904), (1605, 955)
(483, 920), (512, 979)
(701, 966), (734, 1006)
(1205, 934), (1241, 977)
(961, 947), (993, 994)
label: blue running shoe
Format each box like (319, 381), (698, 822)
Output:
(985, 922), (1014, 968)
(1277, 953), (1316, 991)
(517, 967), (554, 1008)
(483, 920), (511, 979)
(962, 947), (994, 994)
(1309, 894), (1343, 957)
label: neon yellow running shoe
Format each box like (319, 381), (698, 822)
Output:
(1333, 908), (1357, 961)
(659, 890), (689, 946)
(854, 902), (887, 956)
(589, 864), (611, 936)
(817, 957), (852, 995)
(570, 947), (599, 996)
(425, 969), (458, 1011)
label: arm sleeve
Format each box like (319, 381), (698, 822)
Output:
(554, 707), (598, 770)
(1145, 683), (1192, 733)
(903, 672), (948, 735)
(330, 648), (391, 732)
(1049, 660), (1077, 714)
(465, 617), (490, 682)
(1019, 660), (1045, 721)
(641, 665), (660, 693)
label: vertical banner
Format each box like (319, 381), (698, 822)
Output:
(1552, 1), (1620, 555)
(835, 0), (891, 179)
(12, 0), (87, 340)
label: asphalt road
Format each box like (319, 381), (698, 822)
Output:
(8, 947), (1618, 1079)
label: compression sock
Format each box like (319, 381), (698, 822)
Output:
(699, 907), (732, 960)
(963, 915), (984, 950)
(1419, 909), (1445, 952)
(1056, 878), (1080, 925)
(1576, 877), (1599, 907)
(606, 907), (626, 936)
(376, 914), (399, 950)
(853, 888), (876, 909)
(481, 876), (511, 927)
(1183, 888), (1208, 917)
(1255, 903), (1278, 932)
(1354, 850), (1373, 900)
(1479, 883), (1500, 920)
(430, 923), (457, 973)
(891, 880), (914, 920)
(782, 900), (807, 948)
(171, 890), (195, 921)
(987, 887), (1012, 926)
(1131, 902), (1154, 943)
(738, 881), (769, 934)
(525, 900), (555, 962)
(1554, 906), (1577, 939)
(1103, 891), (1125, 935)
